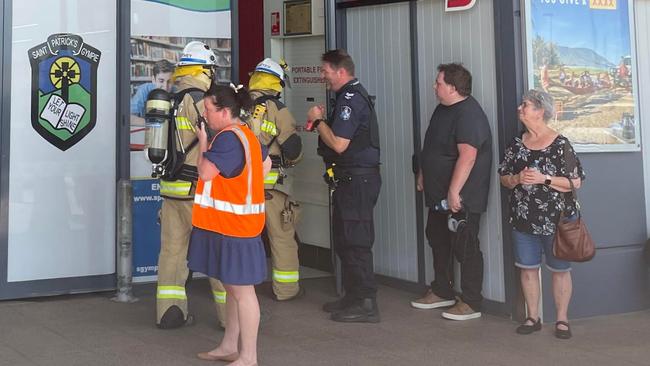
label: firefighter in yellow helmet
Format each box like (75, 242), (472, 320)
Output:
(248, 58), (304, 300)
(155, 41), (227, 329)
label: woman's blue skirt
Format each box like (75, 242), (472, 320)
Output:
(187, 227), (267, 286)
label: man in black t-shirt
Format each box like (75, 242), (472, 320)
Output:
(411, 63), (492, 321)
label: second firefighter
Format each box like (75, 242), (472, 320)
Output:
(247, 58), (304, 300)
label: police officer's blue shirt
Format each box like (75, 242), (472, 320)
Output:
(329, 79), (380, 167)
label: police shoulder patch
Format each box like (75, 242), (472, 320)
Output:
(344, 92), (355, 100)
(340, 106), (352, 121)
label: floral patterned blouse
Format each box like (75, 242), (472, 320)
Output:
(498, 135), (586, 235)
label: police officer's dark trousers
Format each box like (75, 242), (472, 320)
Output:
(426, 210), (484, 311)
(332, 169), (382, 300)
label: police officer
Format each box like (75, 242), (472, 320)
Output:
(247, 58), (304, 301)
(306, 49), (381, 323)
(155, 41), (227, 329)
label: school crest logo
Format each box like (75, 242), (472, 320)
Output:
(28, 34), (101, 151)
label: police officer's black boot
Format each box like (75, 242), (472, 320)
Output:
(157, 305), (195, 329)
(322, 295), (354, 313)
(330, 298), (380, 323)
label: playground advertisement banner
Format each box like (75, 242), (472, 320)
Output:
(525, 0), (639, 152)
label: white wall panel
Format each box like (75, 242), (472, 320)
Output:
(282, 36), (330, 248)
(8, 0), (116, 281)
(347, 2), (418, 282)
(417, 0), (504, 301)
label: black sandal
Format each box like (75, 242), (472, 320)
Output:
(555, 321), (572, 339)
(516, 317), (542, 335)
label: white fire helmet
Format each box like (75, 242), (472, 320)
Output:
(178, 41), (217, 66)
(254, 58), (284, 79)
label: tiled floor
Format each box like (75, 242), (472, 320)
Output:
(1, 277), (649, 366)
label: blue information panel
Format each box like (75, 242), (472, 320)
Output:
(132, 179), (162, 282)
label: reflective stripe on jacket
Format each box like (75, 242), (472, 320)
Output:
(192, 123), (266, 238)
(264, 171), (280, 185)
(160, 180), (192, 197)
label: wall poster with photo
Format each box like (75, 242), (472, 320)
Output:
(524, 0), (640, 152)
(129, 35), (232, 153)
(129, 0), (232, 282)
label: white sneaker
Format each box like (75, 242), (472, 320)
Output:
(441, 299), (481, 320)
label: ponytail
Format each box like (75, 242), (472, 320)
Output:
(205, 82), (254, 119)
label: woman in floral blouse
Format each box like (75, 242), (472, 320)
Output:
(498, 90), (585, 339)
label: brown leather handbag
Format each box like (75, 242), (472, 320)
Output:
(552, 148), (595, 262)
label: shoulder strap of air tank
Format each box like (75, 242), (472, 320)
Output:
(172, 87), (206, 152)
(255, 94), (281, 109)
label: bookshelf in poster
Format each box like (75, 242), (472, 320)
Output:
(130, 36), (232, 96)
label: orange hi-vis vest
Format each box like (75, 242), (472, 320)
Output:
(192, 123), (266, 238)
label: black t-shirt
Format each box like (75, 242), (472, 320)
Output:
(420, 96), (493, 213)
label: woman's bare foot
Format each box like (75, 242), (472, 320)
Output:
(197, 347), (239, 362)
(225, 356), (257, 366)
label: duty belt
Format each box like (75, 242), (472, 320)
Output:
(333, 166), (380, 176)
(324, 165), (379, 190)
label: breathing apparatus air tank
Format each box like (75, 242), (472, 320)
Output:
(144, 88), (172, 177)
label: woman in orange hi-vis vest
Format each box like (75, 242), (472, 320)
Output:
(188, 83), (271, 366)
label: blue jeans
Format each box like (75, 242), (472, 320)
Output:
(512, 230), (571, 272)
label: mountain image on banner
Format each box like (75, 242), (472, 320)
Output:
(557, 46), (616, 69)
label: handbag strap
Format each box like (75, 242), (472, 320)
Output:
(563, 144), (581, 216)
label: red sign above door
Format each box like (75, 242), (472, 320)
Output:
(446, 0), (476, 12)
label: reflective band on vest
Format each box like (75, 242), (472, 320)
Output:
(261, 120), (278, 136)
(157, 285), (187, 300)
(213, 290), (227, 304)
(160, 180), (192, 196)
(272, 269), (299, 283)
(176, 116), (195, 131)
(192, 123), (266, 237)
(264, 171), (279, 185)
(194, 196), (264, 215)
(194, 181), (265, 214)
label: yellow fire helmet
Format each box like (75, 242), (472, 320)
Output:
(249, 58), (291, 92)
(249, 71), (283, 92)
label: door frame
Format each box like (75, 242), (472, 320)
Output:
(332, 0), (425, 287)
